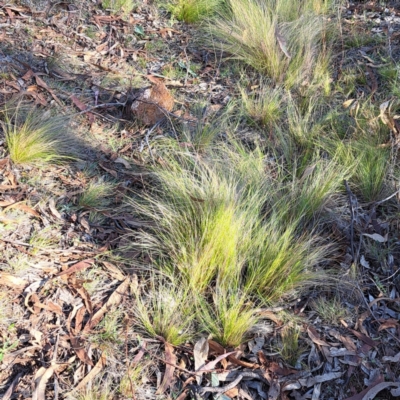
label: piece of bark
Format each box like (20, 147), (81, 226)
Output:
(131, 82), (174, 125)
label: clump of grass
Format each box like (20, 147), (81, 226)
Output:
(353, 142), (388, 201)
(240, 80), (284, 127)
(4, 253), (30, 275)
(311, 296), (350, 325)
(207, 0), (333, 89)
(90, 309), (123, 352)
(29, 226), (60, 255)
(197, 289), (257, 347)
(78, 180), (116, 209)
(281, 158), (352, 222)
(169, 0), (222, 23)
(133, 278), (194, 345)
(0, 292), (15, 331)
(177, 102), (232, 152)
(279, 324), (305, 366)
(324, 103), (390, 201)
(127, 134), (334, 303)
(101, 0), (136, 16)
(67, 383), (113, 400)
(1, 104), (79, 166)
(120, 361), (151, 397)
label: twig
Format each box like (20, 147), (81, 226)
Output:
(198, 374), (243, 394)
(143, 121), (162, 161)
(375, 188), (400, 205)
(197, 372), (269, 394)
(257, 299), (301, 313)
(344, 180), (356, 263)
(146, 349), (222, 377)
(0, 238), (32, 247)
(124, 318), (137, 400)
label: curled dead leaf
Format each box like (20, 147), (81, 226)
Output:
(32, 366), (55, 400)
(156, 342), (176, 394)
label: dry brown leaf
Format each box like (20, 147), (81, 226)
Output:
(208, 340), (258, 368)
(329, 329), (357, 352)
(347, 328), (378, 347)
(198, 351), (237, 373)
(225, 387), (239, 398)
(83, 276), (131, 333)
(70, 337), (94, 366)
(46, 301), (63, 315)
(2, 372), (23, 400)
(132, 342), (147, 364)
(0, 272), (27, 290)
(70, 95), (95, 124)
(0, 184), (18, 190)
(32, 365), (55, 400)
(56, 259), (95, 277)
(307, 326), (330, 347)
(74, 285), (93, 315)
(156, 343), (176, 394)
(0, 199), (16, 207)
(22, 69), (35, 81)
(257, 310), (283, 325)
(74, 352), (107, 391)
(48, 198), (62, 220)
(99, 162), (118, 178)
(74, 306), (86, 333)
(194, 337), (209, 385)
(357, 382), (400, 400)
(275, 26), (291, 59)
(34, 74), (63, 106)
(267, 361), (298, 377)
(378, 318), (399, 331)
(4, 202), (40, 217)
(102, 261), (125, 281)
(176, 389), (189, 400)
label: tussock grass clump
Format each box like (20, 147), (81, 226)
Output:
(197, 289), (257, 347)
(78, 180), (116, 209)
(120, 361), (151, 397)
(1, 105), (78, 166)
(240, 80), (284, 127)
(122, 88), (354, 344)
(126, 131), (339, 344)
(324, 103), (390, 201)
(281, 159), (352, 222)
(177, 102), (233, 152)
(311, 296), (350, 325)
(208, 0), (333, 89)
(279, 324), (305, 366)
(169, 0), (221, 23)
(67, 383), (113, 400)
(133, 278), (194, 345)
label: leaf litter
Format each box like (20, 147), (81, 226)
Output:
(1, 0), (400, 399)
